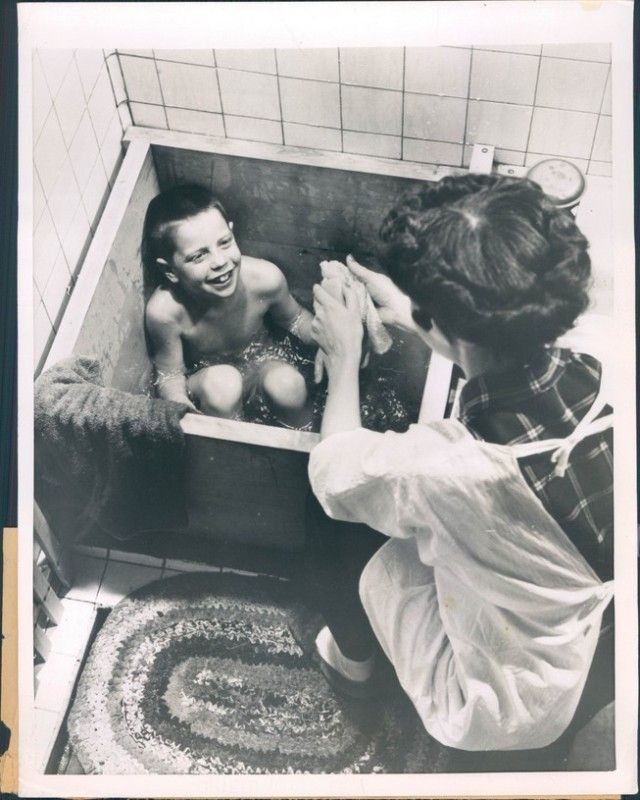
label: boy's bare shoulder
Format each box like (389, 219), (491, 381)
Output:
(145, 285), (186, 330)
(242, 256), (287, 298)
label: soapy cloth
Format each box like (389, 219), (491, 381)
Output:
(35, 357), (191, 544)
(314, 260), (392, 381)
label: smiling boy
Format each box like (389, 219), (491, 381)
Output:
(143, 185), (316, 426)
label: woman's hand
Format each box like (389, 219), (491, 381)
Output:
(345, 254), (416, 333)
(312, 280), (363, 380)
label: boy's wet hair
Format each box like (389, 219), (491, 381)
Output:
(380, 173), (591, 359)
(141, 184), (229, 274)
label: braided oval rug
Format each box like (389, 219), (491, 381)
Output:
(66, 571), (448, 774)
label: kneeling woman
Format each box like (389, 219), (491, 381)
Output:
(308, 174), (613, 751)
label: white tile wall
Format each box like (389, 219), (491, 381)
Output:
(470, 50), (539, 105)
(280, 77), (341, 127)
(405, 47), (471, 98)
(535, 57), (609, 113)
(157, 61), (221, 112)
(130, 101), (168, 129)
(109, 45), (611, 178)
(34, 110), (67, 196)
(75, 49), (106, 99)
(404, 138), (463, 167)
(218, 69), (281, 120)
(528, 107), (598, 159)
(165, 107), (224, 136)
(343, 130), (401, 159)
(342, 85), (402, 136)
(276, 48), (339, 82)
(54, 60), (86, 146)
(339, 47), (404, 91)
(466, 100), (533, 152)
(106, 53), (127, 105)
(38, 50), (75, 98)
(32, 54), (53, 138)
(33, 207), (60, 293)
(69, 112), (100, 193)
(33, 49), (126, 373)
(61, 203), (91, 278)
(215, 48), (276, 74)
(283, 122), (342, 151)
(34, 44), (613, 373)
(224, 115), (283, 144)
(33, 171), (46, 225)
(404, 94), (466, 142)
(42, 250), (71, 326)
(463, 145), (525, 168)
(88, 66), (120, 145)
(119, 55), (162, 104)
(82, 156), (110, 227)
(478, 44), (541, 56)
(591, 115), (612, 162)
(601, 71), (612, 115)
(541, 43), (611, 62)
(154, 49), (215, 67)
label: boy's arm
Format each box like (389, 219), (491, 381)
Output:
(145, 301), (196, 409)
(263, 266), (316, 345)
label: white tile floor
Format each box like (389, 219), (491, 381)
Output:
(32, 543), (257, 773)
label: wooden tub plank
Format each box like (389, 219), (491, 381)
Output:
(185, 434), (310, 551)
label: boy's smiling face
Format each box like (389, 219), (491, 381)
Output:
(160, 207), (242, 300)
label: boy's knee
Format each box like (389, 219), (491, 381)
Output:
(262, 363), (307, 410)
(196, 365), (243, 416)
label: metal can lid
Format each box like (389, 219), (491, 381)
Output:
(526, 158), (586, 208)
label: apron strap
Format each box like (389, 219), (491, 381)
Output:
(511, 355), (613, 478)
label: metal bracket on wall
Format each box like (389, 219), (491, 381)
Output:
(469, 143), (495, 175)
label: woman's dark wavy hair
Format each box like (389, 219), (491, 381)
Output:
(141, 184), (228, 276)
(380, 173), (591, 359)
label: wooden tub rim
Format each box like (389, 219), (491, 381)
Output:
(43, 127), (456, 455)
(124, 125), (468, 183)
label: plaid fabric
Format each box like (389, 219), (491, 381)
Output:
(459, 348), (613, 581)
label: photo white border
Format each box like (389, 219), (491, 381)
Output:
(17, 2), (638, 796)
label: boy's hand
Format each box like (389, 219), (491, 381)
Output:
(344, 254), (416, 333)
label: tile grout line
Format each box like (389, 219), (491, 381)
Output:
(117, 49), (610, 75)
(39, 100), (77, 311)
(115, 52), (134, 133)
(86, 63), (123, 188)
(73, 51), (102, 107)
(460, 47), (474, 167)
(113, 99), (608, 161)
(102, 52), (125, 134)
(274, 49), (286, 146)
(49, 81), (97, 287)
(116, 50), (135, 132)
(62, 57), (104, 157)
(212, 50), (228, 139)
(125, 92), (606, 119)
(586, 62), (612, 174)
(33, 51), (54, 146)
(523, 47), (544, 162)
(150, 53), (171, 130)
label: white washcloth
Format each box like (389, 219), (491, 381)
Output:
(315, 260), (392, 381)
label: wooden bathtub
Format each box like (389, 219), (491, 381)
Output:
(42, 127), (459, 555)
